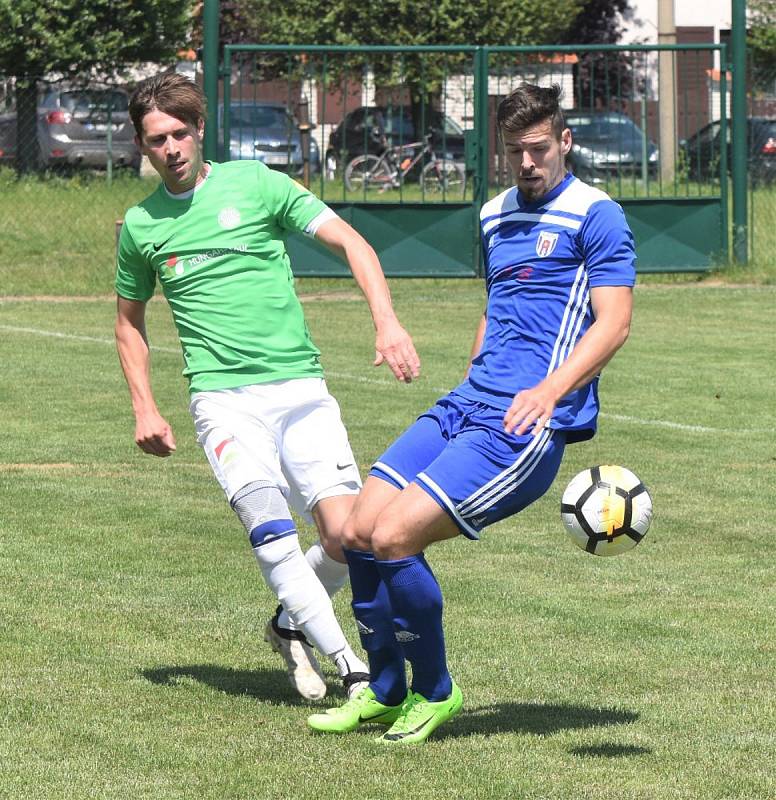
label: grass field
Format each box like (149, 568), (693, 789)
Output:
(1, 274), (774, 798)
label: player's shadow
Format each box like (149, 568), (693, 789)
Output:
(141, 664), (316, 706)
(436, 701), (644, 743)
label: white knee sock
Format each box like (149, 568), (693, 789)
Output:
(253, 534), (347, 657)
(272, 541), (366, 676)
(278, 542), (349, 631)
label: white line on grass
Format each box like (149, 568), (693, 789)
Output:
(2, 323), (771, 435)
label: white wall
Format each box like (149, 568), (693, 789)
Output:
(620, 0), (733, 44)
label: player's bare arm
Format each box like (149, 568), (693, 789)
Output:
(465, 312), (487, 377)
(115, 296), (177, 457)
(314, 217), (420, 383)
(504, 284), (633, 436)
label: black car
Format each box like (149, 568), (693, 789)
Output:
(564, 110), (658, 183)
(325, 105), (466, 176)
(680, 117), (776, 186)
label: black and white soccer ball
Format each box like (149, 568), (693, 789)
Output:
(561, 465), (653, 556)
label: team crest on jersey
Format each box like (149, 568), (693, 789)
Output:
(218, 207), (241, 229)
(536, 230), (559, 258)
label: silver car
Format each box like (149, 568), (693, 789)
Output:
(0, 85), (140, 171)
(220, 101), (320, 174)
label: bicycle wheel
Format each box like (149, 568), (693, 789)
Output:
(344, 155), (394, 192)
(421, 159), (466, 197)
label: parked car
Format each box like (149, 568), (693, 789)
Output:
(219, 101), (320, 175)
(326, 105), (466, 175)
(680, 117), (776, 186)
(0, 85), (140, 171)
(564, 110), (658, 183)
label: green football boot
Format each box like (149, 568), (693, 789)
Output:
(377, 681), (463, 745)
(307, 685), (404, 734)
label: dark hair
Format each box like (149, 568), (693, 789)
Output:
(497, 83), (565, 140)
(129, 72), (207, 139)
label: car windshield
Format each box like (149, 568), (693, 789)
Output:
(231, 105), (292, 130)
(59, 91), (128, 113)
(567, 114), (645, 142)
(380, 109), (463, 138)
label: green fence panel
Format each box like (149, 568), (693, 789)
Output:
(621, 198), (725, 271)
(287, 203), (477, 276)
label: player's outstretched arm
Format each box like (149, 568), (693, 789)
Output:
(503, 285), (633, 436)
(115, 296), (176, 457)
(314, 217), (420, 383)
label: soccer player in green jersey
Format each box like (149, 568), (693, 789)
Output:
(114, 73), (420, 702)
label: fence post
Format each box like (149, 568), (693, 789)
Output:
(202, 0), (219, 162)
(473, 46), (489, 276)
(730, 0), (748, 264)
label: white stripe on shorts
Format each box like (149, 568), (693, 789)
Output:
(416, 471), (481, 540)
(456, 428), (554, 518)
(372, 460), (410, 489)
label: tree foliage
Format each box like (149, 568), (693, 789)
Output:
(0, 0), (194, 79)
(211, 0), (582, 48)
(748, 0), (776, 90)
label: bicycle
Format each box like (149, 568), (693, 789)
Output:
(343, 133), (466, 197)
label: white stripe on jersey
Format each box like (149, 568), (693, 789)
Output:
(481, 210), (581, 237)
(547, 262), (589, 375)
(456, 428), (553, 517)
(416, 471), (481, 539)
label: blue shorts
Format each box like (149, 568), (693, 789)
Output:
(370, 392), (567, 540)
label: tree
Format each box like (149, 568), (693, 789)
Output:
(197, 0), (582, 149)
(0, 0), (195, 172)
(562, 0), (637, 109)
(749, 0), (776, 93)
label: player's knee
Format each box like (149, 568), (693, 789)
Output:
(231, 480), (295, 548)
(370, 511), (410, 560)
(340, 509), (374, 552)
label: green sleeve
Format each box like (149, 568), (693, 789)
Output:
(115, 216), (156, 301)
(258, 162), (329, 233)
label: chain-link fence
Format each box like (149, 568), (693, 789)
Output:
(0, 74), (141, 175)
(747, 56), (776, 265)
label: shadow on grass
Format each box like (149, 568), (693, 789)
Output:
(436, 701), (640, 740)
(570, 743), (652, 758)
(141, 664), (317, 706)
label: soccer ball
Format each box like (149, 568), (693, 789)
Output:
(560, 465), (653, 556)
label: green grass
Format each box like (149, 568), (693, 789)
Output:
(0, 169), (774, 295)
(1, 278), (774, 799)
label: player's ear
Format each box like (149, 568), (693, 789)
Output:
(560, 128), (572, 156)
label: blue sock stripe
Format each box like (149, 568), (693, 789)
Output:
(249, 519), (296, 548)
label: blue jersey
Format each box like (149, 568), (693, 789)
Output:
(456, 172), (636, 443)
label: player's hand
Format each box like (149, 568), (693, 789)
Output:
(373, 319), (421, 383)
(503, 381), (559, 437)
(134, 410), (177, 457)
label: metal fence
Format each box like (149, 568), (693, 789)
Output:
(218, 43), (738, 274)
(1, 42), (775, 274)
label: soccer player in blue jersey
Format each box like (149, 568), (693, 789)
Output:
(307, 83), (636, 744)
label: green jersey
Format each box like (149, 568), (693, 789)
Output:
(116, 160), (329, 393)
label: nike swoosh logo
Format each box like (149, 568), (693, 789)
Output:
(336, 463), (354, 470)
(358, 710), (393, 722)
(383, 718), (433, 739)
(152, 236), (173, 252)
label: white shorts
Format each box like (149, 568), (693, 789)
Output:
(190, 378), (361, 521)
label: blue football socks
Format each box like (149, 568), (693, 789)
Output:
(344, 548), (407, 706)
(376, 553), (453, 702)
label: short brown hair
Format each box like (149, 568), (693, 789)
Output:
(129, 72), (207, 139)
(497, 83), (565, 140)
